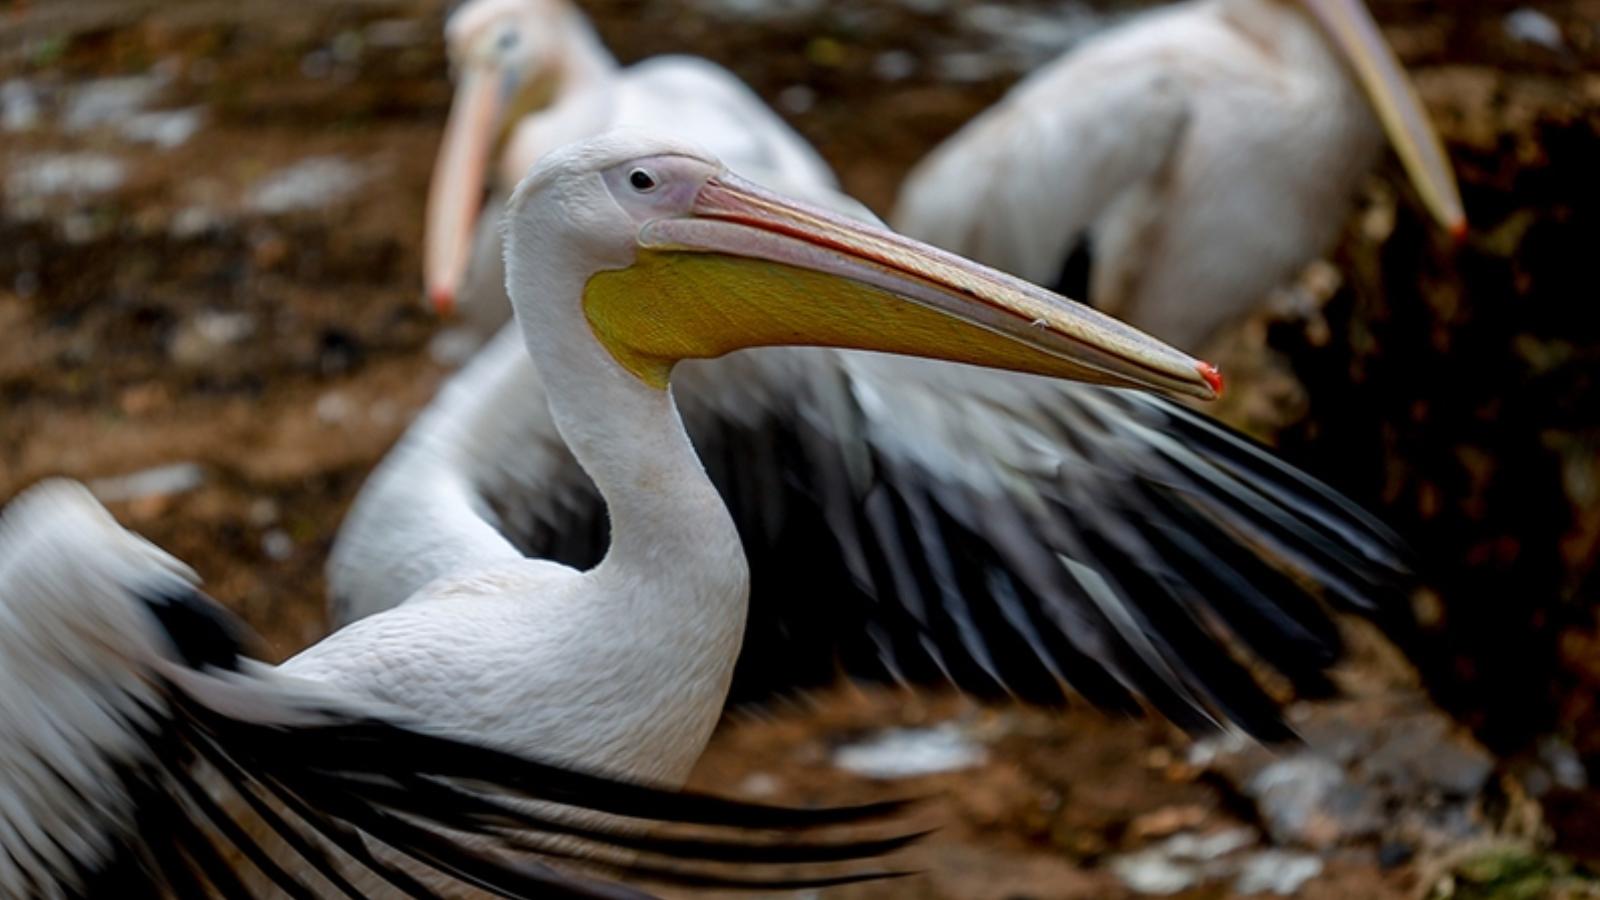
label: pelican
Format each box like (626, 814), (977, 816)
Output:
(892, 0), (1466, 349)
(0, 480), (917, 897)
(426, 0), (839, 323)
(333, 132), (1413, 744)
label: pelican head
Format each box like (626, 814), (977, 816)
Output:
(505, 133), (1223, 401)
(428, 0), (578, 313)
(1279, 0), (1466, 237)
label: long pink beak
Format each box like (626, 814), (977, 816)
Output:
(605, 171), (1223, 401)
(425, 68), (502, 315)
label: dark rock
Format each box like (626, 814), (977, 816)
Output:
(1198, 697), (1495, 853)
(1379, 841), (1416, 870)
(1247, 756), (1383, 848)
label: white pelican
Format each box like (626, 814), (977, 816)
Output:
(425, 0), (838, 321)
(892, 0), (1467, 349)
(0, 480), (919, 897)
(333, 132), (1413, 743)
(5, 130), (1240, 897)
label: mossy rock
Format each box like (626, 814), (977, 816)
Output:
(1430, 849), (1600, 900)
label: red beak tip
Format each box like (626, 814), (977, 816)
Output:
(1450, 219), (1469, 245)
(428, 286), (457, 318)
(1197, 362), (1224, 398)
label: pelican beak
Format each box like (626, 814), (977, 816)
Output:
(425, 66), (504, 316)
(1303, 0), (1466, 238)
(584, 172), (1222, 401)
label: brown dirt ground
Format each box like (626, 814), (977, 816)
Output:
(3, 0), (1598, 896)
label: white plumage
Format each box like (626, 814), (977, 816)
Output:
(335, 134), (1415, 745)
(0, 481), (186, 895)
(893, 0), (1464, 349)
(325, 122), (1227, 787)
(3, 130), (1236, 895)
(0, 480), (914, 897)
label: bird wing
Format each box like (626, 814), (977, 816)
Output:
(1, 480), (918, 898)
(679, 352), (1413, 740)
(374, 342), (1411, 743)
(891, 60), (1191, 297)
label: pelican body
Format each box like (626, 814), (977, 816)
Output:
(893, 0), (1465, 348)
(333, 132), (1414, 749)
(6, 132), (1217, 895)
(313, 132), (1220, 799)
(330, 0), (1422, 759)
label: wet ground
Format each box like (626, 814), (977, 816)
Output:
(3, 0), (1600, 896)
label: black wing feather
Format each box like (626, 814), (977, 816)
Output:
(481, 356), (1413, 740)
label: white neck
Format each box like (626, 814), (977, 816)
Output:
(1221, 0), (1349, 78)
(491, 163), (754, 785)
(504, 235), (748, 605)
(551, 7), (618, 100)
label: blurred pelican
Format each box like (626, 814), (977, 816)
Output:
(426, 0), (838, 325)
(893, 0), (1466, 349)
(0, 480), (913, 897)
(333, 134), (1414, 743)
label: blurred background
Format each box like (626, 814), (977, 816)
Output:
(1, 0), (1598, 896)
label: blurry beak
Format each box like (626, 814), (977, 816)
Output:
(1303, 0), (1466, 238)
(585, 173), (1222, 401)
(425, 66), (502, 315)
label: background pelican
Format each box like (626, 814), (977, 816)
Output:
(332, 133), (1412, 742)
(892, 0), (1466, 349)
(0, 480), (914, 897)
(426, 0), (841, 325)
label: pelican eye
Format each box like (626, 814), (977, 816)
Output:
(496, 29), (519, 51)
(628, 169), (658, 192)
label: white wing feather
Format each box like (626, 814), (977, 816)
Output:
(0, 480), (194, 897)
(0, 482), (918, 896)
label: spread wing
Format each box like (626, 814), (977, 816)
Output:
(1, 480), (915, 898)
(331, 334), (1412, 743)
(679, 352), (1412, 740)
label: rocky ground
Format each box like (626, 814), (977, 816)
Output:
(2, 0), (1599, 896)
